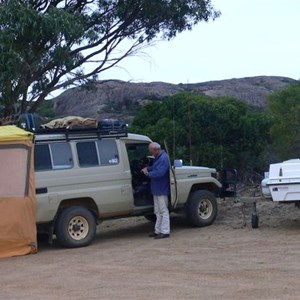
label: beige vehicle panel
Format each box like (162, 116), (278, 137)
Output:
(35, 134), (152, 223)
(175, 177), (222, 205)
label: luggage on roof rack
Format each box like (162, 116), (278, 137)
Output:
(36, 117), (127, 141)
(40, 116), (97, 130)
(98, 119), (126, 131)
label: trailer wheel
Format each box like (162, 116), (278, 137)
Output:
(186, 190), (218, 227)
(251, 214), (259, 229)
(55, 206), (96, 248)
(251, 201), (259, 229)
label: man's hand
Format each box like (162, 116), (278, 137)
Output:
(141, 167), (148, 176)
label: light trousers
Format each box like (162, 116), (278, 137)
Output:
(153, 195), (170, 234)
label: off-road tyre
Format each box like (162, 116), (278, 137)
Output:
(55, 206), (96, 248)
(186, 190), (218, 227)
(251, 214), (259, 229)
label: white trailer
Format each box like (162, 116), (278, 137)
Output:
(262, 159), (300, 205)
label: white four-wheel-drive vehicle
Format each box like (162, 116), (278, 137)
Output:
(34, 122), (236, 248)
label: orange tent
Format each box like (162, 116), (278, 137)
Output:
(0, 126), (37, 258)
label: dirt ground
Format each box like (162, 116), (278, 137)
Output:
(1, 192), (300, 300)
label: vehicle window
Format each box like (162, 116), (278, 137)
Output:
(35, 143), (73, 171)
(50, 143), (73, 170)
(35, 144), (52, 171)
(77, 141), (99, 167)
(97, 139), (119, 165)
(126, 143), (150, 162)
(126, 142), (152, 170)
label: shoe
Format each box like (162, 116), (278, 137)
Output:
(148, 233), (159, 237)
(154, 233), (170, 239)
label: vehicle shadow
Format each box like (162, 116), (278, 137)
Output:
(37, 215), (194, 250)
(93, 215), (192, 244)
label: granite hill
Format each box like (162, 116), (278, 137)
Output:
(51, 76), (297, 122)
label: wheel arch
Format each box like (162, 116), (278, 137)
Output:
(189, 182), (220, 199)
(56, 197), (99, 223)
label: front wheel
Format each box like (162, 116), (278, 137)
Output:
(55, 206), (96, 248)
(186, 190), (218, 227)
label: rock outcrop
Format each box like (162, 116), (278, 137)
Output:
(51, 76), (297, 121)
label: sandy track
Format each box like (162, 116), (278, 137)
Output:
(1, 197), (300, 300)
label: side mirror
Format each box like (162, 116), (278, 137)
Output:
(174, 159), (183, 168)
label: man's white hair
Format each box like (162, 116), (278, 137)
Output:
(150, 142), (161, 150)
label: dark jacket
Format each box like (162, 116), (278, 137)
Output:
(147, 150), (170, 196)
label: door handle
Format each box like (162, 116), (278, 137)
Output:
(36, 187), (48, 194)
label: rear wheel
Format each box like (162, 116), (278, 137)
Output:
(55, 206), (96, 248)
(186, 190), (218, 227)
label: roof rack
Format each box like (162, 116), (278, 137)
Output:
(35, 119), (128, 142)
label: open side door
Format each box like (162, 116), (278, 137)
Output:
(163, 141), (178, 210)
(169, 167), (178, 209)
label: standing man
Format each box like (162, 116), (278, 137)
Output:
(142, 142), (171, 239)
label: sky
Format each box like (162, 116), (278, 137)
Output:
(98, 0), (300, 85)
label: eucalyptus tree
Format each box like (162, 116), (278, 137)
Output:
(268, 82), (300, 159)
(0, 0), (220, 116)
